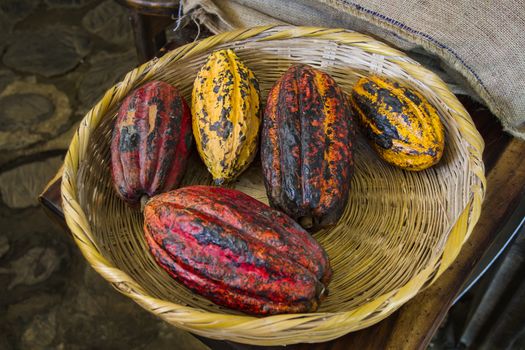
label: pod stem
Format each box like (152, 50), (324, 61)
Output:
(299, 216), (314, 230)
(213, 178), (225, 186)
(140, 195), (149, 212)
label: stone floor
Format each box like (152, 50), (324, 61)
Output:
(2, 1), (522, 350)
(0, 1), (208, 349)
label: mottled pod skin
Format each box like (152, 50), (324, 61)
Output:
(192, 49), (261, 185)
(261, 64), (354, 231)
(143, 185), (332, 315)
(111, 81), (192, 206)
(350, 76), (445, 171)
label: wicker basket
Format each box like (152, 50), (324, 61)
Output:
(61, 26), (485, 345)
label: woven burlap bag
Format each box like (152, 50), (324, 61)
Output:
(183, 0), (525, 139)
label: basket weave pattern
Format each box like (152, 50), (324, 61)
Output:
(61, 26), (485, 345)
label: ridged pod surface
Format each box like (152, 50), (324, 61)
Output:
(350, 76), (445, 171)
(111, 81), (192, 206)
(143, 185), (332, 315)
(261, 64), (354, 231)
(192, 49), (261, 184)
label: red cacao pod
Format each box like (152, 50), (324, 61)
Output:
(143, 185), (332, 315)
(261, 64), (355, 231)
(111, 81), (192, 206)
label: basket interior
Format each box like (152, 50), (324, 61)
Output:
(76, 36), (473, 315)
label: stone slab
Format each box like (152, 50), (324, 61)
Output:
(45, 0), (96, 9)
(0, 156), (64, 208)
(0, 79), (71, 151)
(3, 26), (91, 77)
(82, 0), (133, 46)
(78, 50), (137, 113)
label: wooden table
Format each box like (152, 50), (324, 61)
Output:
(39, 95), (525, 349)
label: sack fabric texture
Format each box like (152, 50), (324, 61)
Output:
(182, 0), (525, 139)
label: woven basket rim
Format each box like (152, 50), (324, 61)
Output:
(60, 25), (486, 345)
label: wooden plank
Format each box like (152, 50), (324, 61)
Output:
(38, 166), (69, 232)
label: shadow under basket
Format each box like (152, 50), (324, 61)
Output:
(61, 25), (485, 346)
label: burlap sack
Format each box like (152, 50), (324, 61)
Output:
(182, 0), (525, 139)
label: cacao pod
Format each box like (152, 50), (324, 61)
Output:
(350, 76), (445, 171)
(261, 64), (354, 231)
(191, 49), (261, 185)
(111, 81), (192, 206)
(143, 185), (332, 315)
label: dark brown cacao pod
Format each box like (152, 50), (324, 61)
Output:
(261, 64), (355, 231)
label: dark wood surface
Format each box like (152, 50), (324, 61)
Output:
(38, 96), (525, 349)
(117, 0), (178, 63)
(129, 11), (172, 63)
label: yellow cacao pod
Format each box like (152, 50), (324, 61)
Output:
(350, 76), (445, 171)
(192, 49), (261, 184)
